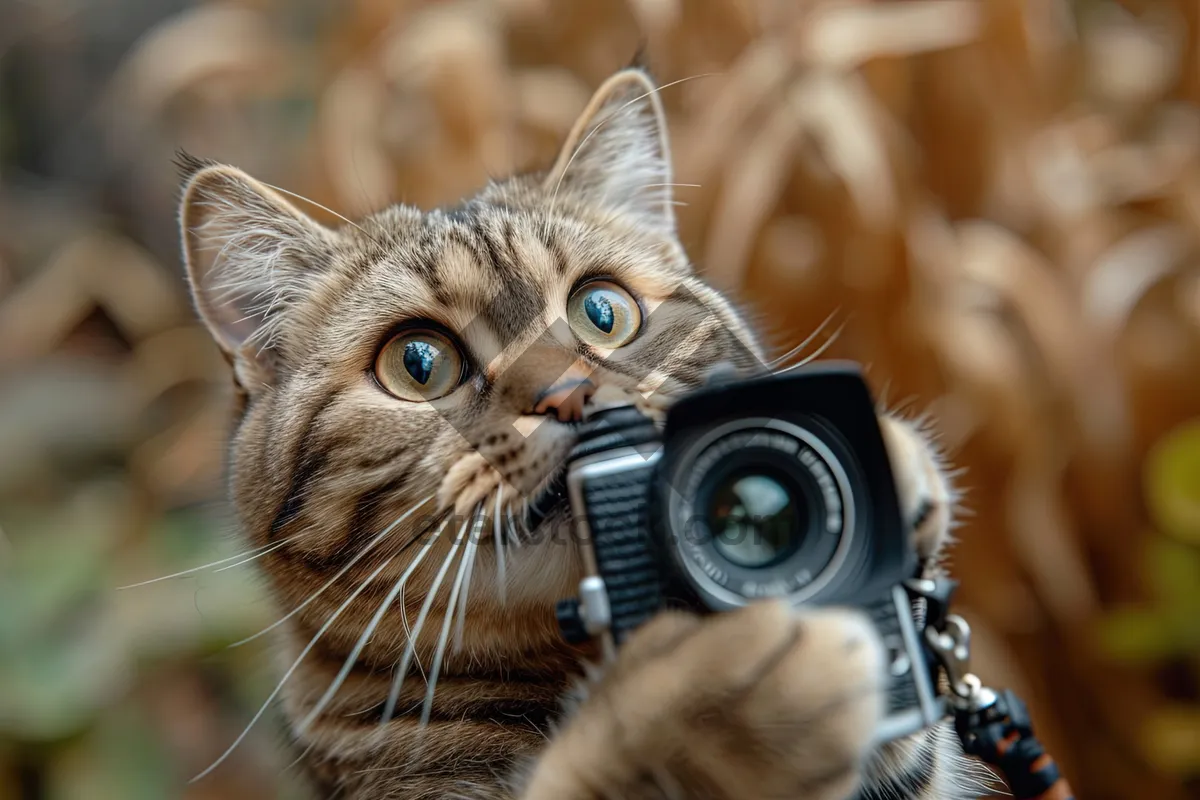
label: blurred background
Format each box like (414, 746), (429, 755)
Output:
(1, 0), (1198, 798)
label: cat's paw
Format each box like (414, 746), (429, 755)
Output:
(522, 601), (885, 800)
(878, 414), (957, 565)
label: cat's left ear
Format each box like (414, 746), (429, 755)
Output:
(544, 68), (676, 236)
(177, 154), (338, 392)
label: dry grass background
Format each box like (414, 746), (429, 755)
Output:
(1, 0), (1199, 798)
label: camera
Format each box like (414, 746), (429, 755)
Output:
(553, 362), (946, 744)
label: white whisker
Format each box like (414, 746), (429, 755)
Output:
(228, 496), (432, 648)
(637, 183), (701, 189)
(257, 181), (365, 232)
(395, 581), (427, 687)
(493, 489), (507, 606)
(773, 320), (847, 375)
(766, 309), (840, 369)
(451, 509), (484, 654)
(116, 534), (299, 589)
(519, 498), (532, 544)
(421, 505), (482, 728)
(282, 739), (317, 773)
(212, 537), (296, 572)
(379, 513), (470, 726)
(190, 549), (397, 784)
(293, 517), (450, 735)
(505, 506), (521, 548)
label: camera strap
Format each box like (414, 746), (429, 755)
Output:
(907, 578), (1077, 800)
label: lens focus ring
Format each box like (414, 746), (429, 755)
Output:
(665, 418), (858, 611)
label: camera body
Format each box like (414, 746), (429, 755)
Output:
(555, 362), (946, 744)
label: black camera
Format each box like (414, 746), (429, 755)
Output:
(553, 362), (946, 744)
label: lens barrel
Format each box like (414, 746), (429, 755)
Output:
(663, 417), (860, 611)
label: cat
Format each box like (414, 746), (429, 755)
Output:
(178, 66), (985, 799)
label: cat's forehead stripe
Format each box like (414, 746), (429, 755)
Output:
(433, 212), (556, 338)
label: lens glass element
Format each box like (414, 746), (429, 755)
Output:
(707, 469), (804, 568)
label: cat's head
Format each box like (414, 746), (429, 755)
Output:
(179, 68), (762, 664)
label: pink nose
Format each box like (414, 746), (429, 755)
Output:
(533, 377), (597, 422)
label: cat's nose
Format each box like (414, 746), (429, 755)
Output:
(532, 370), (597, 422)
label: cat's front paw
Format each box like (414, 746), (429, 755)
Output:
(522, 601), (886, 800)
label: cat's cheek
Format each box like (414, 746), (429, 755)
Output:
(877, 414), (955, 561)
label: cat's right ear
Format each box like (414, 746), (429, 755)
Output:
(178, 156), (336, 390)
(543, 68), (677, 237)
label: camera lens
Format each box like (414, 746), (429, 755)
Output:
(707, 469), (804, 568)
(666, 418), (859, 610)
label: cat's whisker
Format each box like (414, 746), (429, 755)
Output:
(505, 506), (521, 548)
(520, 497), (534, 543)
(116, 533), (300, 589)
(772, 319), (847, 375)
(256, 180), (365, 233)
(493, 488), (507, 606)
(396, 578), (427, 687)
(451, 508), (484, 654)
(190, 548), (398, 784)
(379, 512), (471, 727)
(765, 308), (840, 369)
(422, 504), (483, 727)
(212, 537), (297, 573)
(228, 496), (433, 648)
(294, 516), (450, 736)
(636, 182), (701, 190)
(282, 739), (317, 774)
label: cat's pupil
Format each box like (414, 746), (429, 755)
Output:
(584, 292), (615, 334)
(403, 340), (438, 385)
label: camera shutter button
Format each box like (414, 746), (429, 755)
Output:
(882, 634), (912, 677)
(555, 577), (614, 644)
(578, 576), (613, 635)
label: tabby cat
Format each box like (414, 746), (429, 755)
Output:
(179, 67), (984, 799)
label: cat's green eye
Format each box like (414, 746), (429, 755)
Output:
(374, 329), (465, 401)
(567, 280), (642, 348)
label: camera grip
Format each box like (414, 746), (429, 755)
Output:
(572, 458), (665, 645)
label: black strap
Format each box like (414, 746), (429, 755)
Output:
(954, 689), (1074, 800)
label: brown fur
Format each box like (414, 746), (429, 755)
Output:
(179, 68), (985, 799)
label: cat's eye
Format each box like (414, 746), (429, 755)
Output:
(567, 280), (642, 348)
(374, 328), (465, 401)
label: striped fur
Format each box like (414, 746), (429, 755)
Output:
(180, 68), (985, 799)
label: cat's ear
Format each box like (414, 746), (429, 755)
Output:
(178, 155), (336, 388)
(544, 68), (676, 235)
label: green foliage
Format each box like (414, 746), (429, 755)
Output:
(1097, 537), (1200, 662)
(1146, 419), (1200, 547)
(1100, 418), (1200, 663)
(0, 482), (277, 794)
(1095, 418), (1200, 777)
